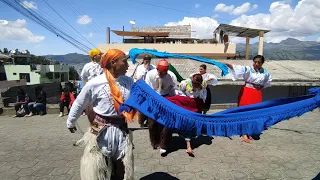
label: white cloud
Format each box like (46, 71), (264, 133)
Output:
(212, 14), (219, 19)
(195, 4), (200, 8)
(77, 15), (92, 25)
(0, 19), (45, 42)
(231, 2), (251, 15)
(165, 17), (219, 39)
(166, 0), (320, 43)
(252, 4), (258, 10)
(88, 32), (94, 38)
(215, 3), (259, 15)
(20, 1), (37, 9)
(214, 4), (234, 13)
(317, 37), (320, 42)
(230, 0), (320, 42)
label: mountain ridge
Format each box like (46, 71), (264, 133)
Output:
(44, 38), (320, 64)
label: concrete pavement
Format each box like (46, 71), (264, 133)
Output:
(0, 110), (319, 180)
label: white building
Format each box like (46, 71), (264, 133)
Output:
(0, 64), (69, 85)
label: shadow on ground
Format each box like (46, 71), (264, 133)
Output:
(164, 135), (213, 157)
(140, 172), (179, 180)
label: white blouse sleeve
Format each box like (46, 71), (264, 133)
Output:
(230, 65), (250, 81)
(263, 71), (272, 88)
(169, 72), (177, 96)
(200, 89), (207, 103)
(205, 73), (218, 86)
(144, 71), (154, 88)
(135, 66), (145, 80)
(66, 83), (95, 128)
(80, 66), (88, 82)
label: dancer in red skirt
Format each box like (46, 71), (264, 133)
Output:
(225, 55), (272, 143)
(166, 73), (207, 156)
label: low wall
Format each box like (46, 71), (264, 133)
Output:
(0, 80), (27, 89)
(209, 85), (314, 104)
(1, 82), (62, 104)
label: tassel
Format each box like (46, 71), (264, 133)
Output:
(120, 81), (320, 137)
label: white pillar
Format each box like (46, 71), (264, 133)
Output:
(245, 37), (250, 60)
(258, 31), (264, 55)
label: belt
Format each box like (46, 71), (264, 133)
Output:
(91, 114), (128, 135)
(245, 82), (262, 89)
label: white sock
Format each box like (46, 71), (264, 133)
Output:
(160, 148), (166, 154)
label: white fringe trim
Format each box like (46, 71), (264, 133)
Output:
(123, 130), (134, 180)
(75, 128), (134, 180)
(76, 129), (111, 180)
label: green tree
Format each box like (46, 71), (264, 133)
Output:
(29, 55), (50, 65)
(3, 48), (8, 54)
(69, 66), (79, 80)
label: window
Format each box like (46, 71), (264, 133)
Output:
(13, 73), (17, 75)
(19, 73), (30, 82)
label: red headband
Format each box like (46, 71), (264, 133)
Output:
(157, 59), (169, 72)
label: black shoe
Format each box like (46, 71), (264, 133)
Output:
(152, 144), (158, 150)
(39, 111), (47, 116)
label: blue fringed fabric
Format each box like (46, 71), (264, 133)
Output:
(120, 80), (320, 137)
(128, 48), (230, 76)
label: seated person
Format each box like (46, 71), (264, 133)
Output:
(59, 88), (75, 117)
(14, 87), (30, 117)
(25, 86), (47, 117)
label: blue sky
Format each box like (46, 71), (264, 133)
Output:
(0, 0), (319, 55)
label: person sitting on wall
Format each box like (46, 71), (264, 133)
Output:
(13, 87), (31, 117)
(59, 88), (75, 117)
(25, 86), (47, 117)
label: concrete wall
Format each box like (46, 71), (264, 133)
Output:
(98, 43), (236, 55)
(4, 65), (41, 85)
(0, 80), (27, 90)
(38, 65), (69, 73)
(210, 85), (314, 104)
(132, 25), (191, 38)
(1, 82), (62, 104)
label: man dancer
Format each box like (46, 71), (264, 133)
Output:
(135, 54), (155, 127)
(81, 48), (104, 85)
(80, 48), (104, 122)
(144, 59), (177, 155)
(68, 49), (135, 180)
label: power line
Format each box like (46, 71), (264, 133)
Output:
(127, 0), (320, 37)
(1, 0), (91, 53)
(127, 0), (232, 23)
(61, 0), (106, 36)
(34, 0), (94, 47)
(42, 0), (97, 49)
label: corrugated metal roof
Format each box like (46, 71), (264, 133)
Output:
(126, 59), (320, 86)
(214, 24), (270, 38)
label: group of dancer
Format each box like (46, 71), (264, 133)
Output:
(66, 48), (272, 180)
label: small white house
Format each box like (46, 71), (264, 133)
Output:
(0, 64), (69, 85)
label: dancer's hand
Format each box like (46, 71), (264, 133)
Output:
(68, 127), (77, 133)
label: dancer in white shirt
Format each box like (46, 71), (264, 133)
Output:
(68, 49), (134, 180)
(80, 48), (104, 85)
(134, 54), (155, 127)
(144, 59), (177, 156)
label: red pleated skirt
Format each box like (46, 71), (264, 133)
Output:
(238, 86), (262, 106)
(165, 95), (204, 113)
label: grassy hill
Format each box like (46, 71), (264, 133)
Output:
(236, 38), (320, 60)
(45, 53), (90, 64)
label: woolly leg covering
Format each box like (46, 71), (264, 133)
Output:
(78, 129), (112, 180)
(123, 130), (134, 180)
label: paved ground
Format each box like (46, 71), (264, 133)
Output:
(0, 110), (319, 180)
